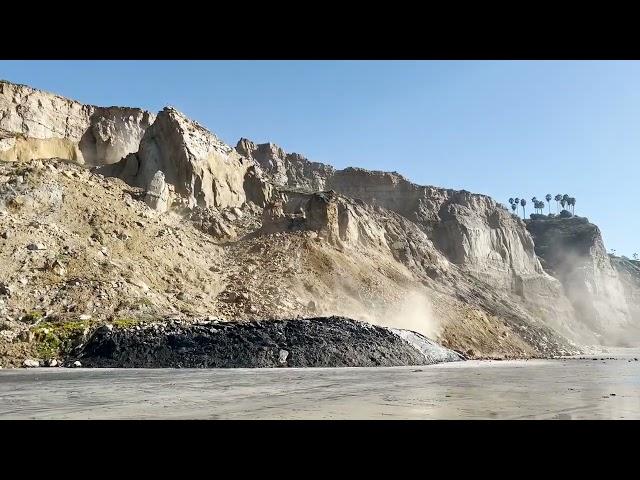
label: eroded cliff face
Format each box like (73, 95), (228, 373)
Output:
(238, 141), (581, 343)
(0, 80), (154, 166)
(526, 216), (633, 345)
(611, 257), (640, 342)
(255, 188), (580, 355)
(327, 169), (545, 285)
(236, 142), (547, 289)
(3, 80), (630, 363)
(328, 170), (587, 340)
(236, 138), (335, 192)
(98, 108), (272, 211)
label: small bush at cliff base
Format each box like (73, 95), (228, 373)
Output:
(32, 320), (92, 359)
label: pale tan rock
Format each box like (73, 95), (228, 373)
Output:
(236, 138), (335, 192)
(144, 171), (171, 213)
(100, 108), (272, 211)
(0, 80), (154, 165)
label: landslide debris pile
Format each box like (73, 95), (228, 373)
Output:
(74, 317), (462, 368)
(3, 78), (636, 367)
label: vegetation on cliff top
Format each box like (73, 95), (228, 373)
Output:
(509, 193), (577, 219)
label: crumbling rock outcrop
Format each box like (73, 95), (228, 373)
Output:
(99, 108), (273, 212)
(257, 188), (580, 355)
(253, 153), (577, 335)
(526, 216), (632, 344)
(261, 199), (303, 234)
(327, 168), (546, 286)
(248, 145), (585, 345)
(0, 80), (153, 165)
(236, 138), (335, 192)
(237, 143), (555, 295)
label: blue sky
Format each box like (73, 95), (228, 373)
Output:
(1, 60), (638, 257)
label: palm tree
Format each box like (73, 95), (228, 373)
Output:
(554, 194), (562, 212)
(508, 198), (514, 211)
(545, 194), (552, 214)
(538, 200), (545, 214)
(520, 198), (526, 219)
(569, 197), (576, 214)
(511, 203), (517, 215)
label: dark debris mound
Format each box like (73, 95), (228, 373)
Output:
(74, 317), (429, 368)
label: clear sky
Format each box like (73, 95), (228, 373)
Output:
(1, 60), (638, 257)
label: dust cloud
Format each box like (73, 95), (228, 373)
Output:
(375, 290), (442, 338)
(314, 281), (442, 339)
(549, 248), (638, 347)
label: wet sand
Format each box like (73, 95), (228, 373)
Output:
(1, 353), (639, 419)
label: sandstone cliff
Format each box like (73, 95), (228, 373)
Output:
(236, 138), (335, 192)
(0, 158), (579, 364)
(238, 142), (552, 287)
(238, 140), (581, 344)
(0, 80), (154, 166)
(98, 108), (272, 212)
(611, 256), (640, 342)
(5, 79), (638, 368)
(526, 216), (633, 345)
(257, 188), (579, 356)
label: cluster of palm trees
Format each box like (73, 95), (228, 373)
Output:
(508, 197), (527, 218)
(553, 194), (577, 214)
(508, 193), (577, 219)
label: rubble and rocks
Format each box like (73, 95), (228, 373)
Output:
(22, 359), (40, 368)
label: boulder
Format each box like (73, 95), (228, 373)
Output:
(144, 171), (171, 213)
(278, 349), (289, 364)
